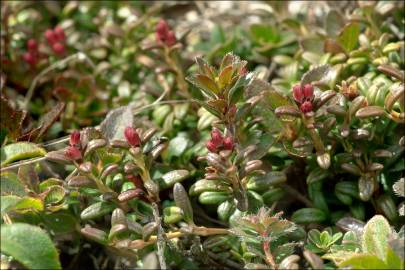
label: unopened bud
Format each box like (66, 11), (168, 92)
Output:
(44, 29), (56, 44)
(52, 42), (65, 55)
(303, 84), (314, 100)
(65, 146), (82, 161)
(206, 140), (218, 153)
(69, 130), (81, 146)
(124, 126), (141, 147)
(211, 129), (223, 145)
(54, 26), (65, 41)
(300, 101), (313, 113)
(223, 136), (234, 150)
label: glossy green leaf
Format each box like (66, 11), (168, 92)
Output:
(291, 208), (327, 224)
(1, 223), (61, 269)
(159, 170), (190, 190)
(80, 202), (115, 220)
(1, 142), (46, 166)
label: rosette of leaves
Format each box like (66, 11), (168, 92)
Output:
(230, 207), (300, 269)
(186, 53), (252, 119)
(323, 215), (404, 269)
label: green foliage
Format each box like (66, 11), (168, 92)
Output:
(1, 223), (61, 269)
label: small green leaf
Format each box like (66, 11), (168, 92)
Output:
(1, 142), (46, 166)
(291, 208), (327, 224)
(308, 229), (321, 245)
(159, 170), (190, 190)
(166, 136), (190, 160)
(163, 206), (184, 224)
(12, 197), (44, 212)
(301, 65), (331, 86)
(1, 172), (26, 196)
(338, 254), (388, 269)
(246, 171), (286, 191)
(80, 202), (115, 220)
(43, 186), (65, 205)
(362, 215), (392, 260)
(337, 22), (360, 52)
(173, 183), (194, 225)
(1, 223), (61, 269)
(306, 167), (329, 184)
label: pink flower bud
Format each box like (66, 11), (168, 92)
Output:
(45, 29), (56, 44)
(52, 42), (65, 55)
(65, 146), (82, 160)
(300, 101), (313, 113)
(211, 129), (223, 146)
(53, 26), (65, 41)
(69, 130), (81, 146)
(124, 126), (141, 147)
(156, 19), (170, 36)
(303, 84), (314, 100)
(223, 136), (234, 150)
(292, 84), (304, 103)
(23, 52), (37, 66)
(165, 31), (176, 47)
(206, 140), (218, 153)
(27, 39), (37, 51)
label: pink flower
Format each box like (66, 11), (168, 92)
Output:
(300, 101), (313, 113)
(211, 129), (223, 146)
(69, 130), (81, 146)
(206, 140), (218, 153)
(54, 26), (66, 41)
(45, 29), (57, 44)
(292, 83), (314, 113)
(303, 84), (314, 101)
(65, 146), (82, 160)
(124, 127), (141, 147)
(155, 19), (177, 47)
(44, 27), (66, 56)
(156, 19), (170, 36)
(52, 42), (65, 55)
